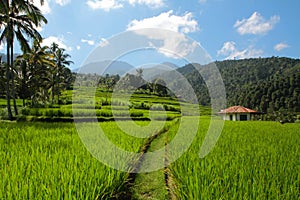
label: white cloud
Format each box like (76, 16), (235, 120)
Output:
(81, 39), (95, 46)
(33, 0), (51, 14)
(157, 35), (199, 59)
(55, 0), (71, 6)
(126, 11), (199, 59)
(218, 41), (263, 60)
(127, 10), (198, 33)
(126, 13), (199, 59)
(234, 12), (280, 35)
(198, 0), (207, 4)
(217, 41), (236, 56)
(42, 36), (72, 51)
(127, 0), (165, 8)
(86, 0), (123, 11)
(99, 38), (109, 47)
(76, 45), (81, 50)
(274, 42), (289, 51)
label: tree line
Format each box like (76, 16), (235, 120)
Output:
(0, 0), (73, 120)
(75, 68), (171, 97)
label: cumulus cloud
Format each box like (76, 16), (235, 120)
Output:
(55, 0), (71, 6)
(126, 11), (199, 59)
(81, 39), (95, 46)
(42, 36), (72, 51)
(218, 41), (263, 60)
(86, 0), (123, 11)
(274, 42), (289, 51)
(234, 12), (280, 35)
(127, 0), (165, 8)
(127, 10), (199, 33)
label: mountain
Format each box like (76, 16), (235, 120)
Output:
(141, 62), (179, 81)
(74, 60), (134, 76)
(166, 57), (300, 114)
(0, 53), (19, 63)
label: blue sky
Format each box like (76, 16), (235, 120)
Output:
(1, 0), (300, 70)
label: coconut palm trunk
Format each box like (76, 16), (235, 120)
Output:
(6, 39), (13, 120)
(10, 41), (18, 115)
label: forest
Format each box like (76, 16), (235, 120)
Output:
(175, 57), (300, 121)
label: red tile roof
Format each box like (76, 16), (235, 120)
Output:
(218, 106), (257, 114)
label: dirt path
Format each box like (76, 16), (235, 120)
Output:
(123, 122), (178, 200)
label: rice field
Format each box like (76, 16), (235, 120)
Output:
(0, 90), (299, 199)
(1, 117), (299, 199)
(168, 117), (300, 199)
(0, 121), (164, 199)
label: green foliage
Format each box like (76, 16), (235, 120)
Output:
(168, 117), (300, 199)
(176, 57), (300, 113)
(0, 122), (129, 199)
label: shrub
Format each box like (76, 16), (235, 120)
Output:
(130, 111), (144, 118)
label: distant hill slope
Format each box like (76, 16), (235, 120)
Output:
(142, 62), (179, 81)
(0, 53), (19, 63)
(74, 60), (135, 76)
(171, 57), (300, 113)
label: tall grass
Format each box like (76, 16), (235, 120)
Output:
(168, 118), (300, 199)
(0, 122), (153, 199)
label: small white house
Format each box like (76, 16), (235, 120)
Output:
(218, 106), (258, 121)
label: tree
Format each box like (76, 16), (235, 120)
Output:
(0, 56), (5, 97)
(49, 43), (73, 104)
(153, 78), (168, 96)
(0, 0), (47, 119)
(16, 40), (54, 106)
(136, 67), (143, 78)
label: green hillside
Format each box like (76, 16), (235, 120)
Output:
(175, 57), (300, 114)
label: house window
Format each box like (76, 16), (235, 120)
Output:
(240, 114), (248, 121)
(230, 115), (233, 121)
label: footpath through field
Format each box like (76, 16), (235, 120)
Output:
(126, 121), (178, 200)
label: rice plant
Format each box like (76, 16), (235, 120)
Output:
(168, 117), (300, 199)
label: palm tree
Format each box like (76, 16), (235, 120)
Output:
(0, 0), (47, 119)
(16, 40), (54, 106)
(0, 56), (5, 98)
(49, 43), (73, 104)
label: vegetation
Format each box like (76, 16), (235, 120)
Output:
(0, 0), (47, 119)
(0, 1), (299, 199)
(1, 117), (299, 199)
(173, 57), (300, 116)
(0, 121), (153, 199)
(0, 0), (74, 120)
(168, 117), (300, 199)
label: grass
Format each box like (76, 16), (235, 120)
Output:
(168, 117), (300, 199)
(0, 121), (162, 199)
(1, 118), (299, 199)
(0, 89), (299, 199)
(131, 132), (169, 200)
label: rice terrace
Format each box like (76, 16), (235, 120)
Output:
(1, 0), (300, 200)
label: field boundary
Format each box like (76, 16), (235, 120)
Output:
(121, 119), (180, 199)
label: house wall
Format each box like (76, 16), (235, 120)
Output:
(222, 113), (251, 121)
